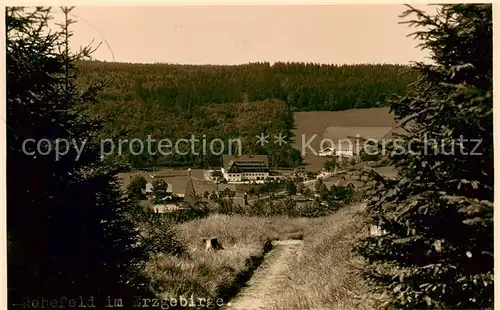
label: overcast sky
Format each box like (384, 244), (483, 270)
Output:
(57, 5), (432, 65)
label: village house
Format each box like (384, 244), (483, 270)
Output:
(221, 155), (270, 182)
(292, 166), (308, 181)
(210, 170), (223, 182)
(216, 183), (236, 196)
(267, 171), (285, 182)
(151, 169), (198, 213)
(142, 181), (173, 198)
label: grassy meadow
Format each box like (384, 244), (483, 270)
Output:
(145, 215), (314, 300)
(143, 203), (376, 309)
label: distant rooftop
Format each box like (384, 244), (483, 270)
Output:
(323, 126), (393, 143)
(222, 154), (269, 170)
(217, 183), (236, 192)
(211, 170), (223, 176)
(183, 176), (196, 205)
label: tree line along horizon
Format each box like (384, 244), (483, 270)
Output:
(78, 60), (417, 168)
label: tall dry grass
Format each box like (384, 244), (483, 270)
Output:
(269, 203), (383, 310)
(143, 204), (383, 309)
(144, 215), (321, 304)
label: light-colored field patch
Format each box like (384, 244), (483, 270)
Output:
(293, 107), (394, 171)
(118, 168), (262, 198)
(118, 168), (222, 197)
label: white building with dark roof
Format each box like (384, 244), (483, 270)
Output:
(221, 155), (270, 182)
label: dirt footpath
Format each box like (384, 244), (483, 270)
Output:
(225, 240), (304, 310)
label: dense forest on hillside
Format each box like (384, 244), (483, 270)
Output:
(78, 61), (417, 168)
(78, 61), (417, 111)
(91, 99), (302, 168)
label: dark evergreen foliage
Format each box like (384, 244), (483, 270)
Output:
(323, 158), (338, 171)
(285, 181), (298, 196)
(95, 98), (302, 169)
(355, 4), (493, 309)
(127, 175), (147, 200)
(6, 7), (152, 308)
(77, 61), (416, 112)
(152, 179), (169, 199)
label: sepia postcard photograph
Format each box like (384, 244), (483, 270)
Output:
(2, 2), (495, 309)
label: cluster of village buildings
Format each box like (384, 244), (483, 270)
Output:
(142, 154), (308, 213)
(141, 125), (398, 213)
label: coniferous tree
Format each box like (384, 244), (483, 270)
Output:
(355, 4), (493, 309)
(127, 175), (147, 200)
(6, 7), (151, 307)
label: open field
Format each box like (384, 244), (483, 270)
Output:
(292, 107), (394, 171)
(118, 169), (217, 195)
(118, 168), (264, 199)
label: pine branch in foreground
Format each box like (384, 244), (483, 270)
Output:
(354, 4), (493, 309)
